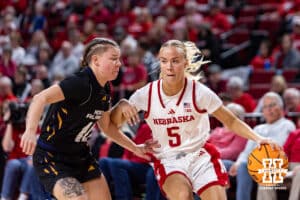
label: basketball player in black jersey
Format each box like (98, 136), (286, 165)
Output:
(20, 38), (158, 200)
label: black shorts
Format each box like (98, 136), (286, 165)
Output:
(33, 146), (102, 194)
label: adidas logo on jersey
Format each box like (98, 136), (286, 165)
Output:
(168, 109), (175, 114)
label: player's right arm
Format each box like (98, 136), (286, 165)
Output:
(21, 85), (65, 155)
(111, 84), (149, 126)
(110, 99), (139, 127)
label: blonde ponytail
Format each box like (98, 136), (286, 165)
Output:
(183, 41), (210, 80)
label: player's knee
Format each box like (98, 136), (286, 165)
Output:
(177, 190), (194, 200)
(166, 188), (193, 200)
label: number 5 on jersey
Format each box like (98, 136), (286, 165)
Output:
(167, 127), (181, 147)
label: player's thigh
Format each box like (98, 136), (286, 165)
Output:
(82, 175), (111, 200)
(162, 173), (194, 200)
(53, 177), (87, 200)
(199, 185), (226, 200)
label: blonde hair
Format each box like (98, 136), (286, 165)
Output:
(159, 40), (210, 80)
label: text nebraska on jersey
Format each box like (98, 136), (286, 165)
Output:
(153, 115), (195, 125)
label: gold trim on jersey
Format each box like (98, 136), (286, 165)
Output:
(61, 107), (68, 114)
(47, 128), (56, 141)
(50, 165), (58, 175)
(57, 112), (62, 129)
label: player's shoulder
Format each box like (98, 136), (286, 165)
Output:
(59, 69), (91, 96)
(66, 69), (90, 86)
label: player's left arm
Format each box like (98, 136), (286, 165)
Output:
(212, 105), (280, 150)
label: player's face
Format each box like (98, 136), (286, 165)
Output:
(96, 47), (122, 81)
(159, 46), (187, 85)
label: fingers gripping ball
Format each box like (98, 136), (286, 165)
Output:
(247, 144), (288, 186)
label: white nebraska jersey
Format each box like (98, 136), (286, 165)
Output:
(129, 78), (222, 159)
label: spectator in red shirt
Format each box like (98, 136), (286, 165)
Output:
(250, 40), (274, 70)
(121, 49), (147, 99)
(84, 0), (111, 24)
(283, 123), (300, 200)
(128, 7), (153, 39)
(226, 76), (256, 112)
(262, 115), (300, 200)
(204, 3), (231, 35)
(112, 0), (136, 30)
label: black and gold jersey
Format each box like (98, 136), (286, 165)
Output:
(38, 67), (111, 154)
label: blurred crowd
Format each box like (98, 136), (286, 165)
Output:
(1, 0), (300, 199)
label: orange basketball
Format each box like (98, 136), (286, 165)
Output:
(247, 144), (288, 186)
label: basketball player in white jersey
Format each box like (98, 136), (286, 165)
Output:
(111, 40), (280, 200)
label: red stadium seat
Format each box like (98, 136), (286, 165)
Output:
(249, 69), (276, 84)
(226, 29), (250, 45)
(257, 18), (281, 43)
(282, 69), (299, 82)
(247, 83), (270, 99)
(235, 17), (256, 29)
(239, 6), (258, 17)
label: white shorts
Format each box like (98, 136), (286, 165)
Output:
(153, 143), (228, 196)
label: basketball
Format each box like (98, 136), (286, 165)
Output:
(247, 144), (288, 186)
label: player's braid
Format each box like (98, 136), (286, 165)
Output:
(80, 38), (119, 67)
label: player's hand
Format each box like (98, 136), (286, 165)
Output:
(229, 162), (239, 176)
(134, 139), (161, 161)
(257, 137), (281, 151)
(20, 131), (37, 155)
(121, 101), (139, 126)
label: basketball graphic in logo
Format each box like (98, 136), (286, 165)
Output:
(247, 144), (288, 186)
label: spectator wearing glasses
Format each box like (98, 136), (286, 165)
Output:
(226, 92), (295, 200)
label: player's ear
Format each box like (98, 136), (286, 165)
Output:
(91, 54), (100, 67)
